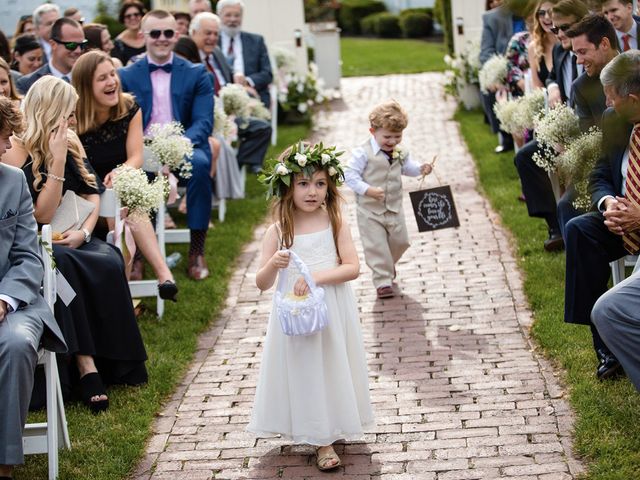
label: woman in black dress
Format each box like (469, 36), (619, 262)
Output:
(2, 76), (147, 413)
(112, 0), (146, 65)
(72, 51), (177, 299)
(529, 1), (557, 89)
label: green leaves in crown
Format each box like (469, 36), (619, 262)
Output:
(258, 141), (345, 199)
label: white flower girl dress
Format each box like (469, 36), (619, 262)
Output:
(247, 225), (374, 445)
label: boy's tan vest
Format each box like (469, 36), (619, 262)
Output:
(356, 140), (403, 215)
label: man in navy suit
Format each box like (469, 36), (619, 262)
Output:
(216, 0), (273, 109)
(16, 17), (87, 95)
(119, 10), (214, 281)
(564, 51), (640, 380)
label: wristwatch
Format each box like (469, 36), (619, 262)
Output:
(81, 228), (91, 244)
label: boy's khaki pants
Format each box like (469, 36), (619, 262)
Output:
(356, 206), (410, 289)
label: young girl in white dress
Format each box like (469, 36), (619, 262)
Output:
(248, 142), (374, 471)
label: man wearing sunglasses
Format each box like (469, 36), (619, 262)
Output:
(119, 10), (214, 281)
(513, 0), (588, 253)
(16, 17), (87, 95)
(602, 0), (640, 52)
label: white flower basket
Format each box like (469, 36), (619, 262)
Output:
(458, 82), (481, 110)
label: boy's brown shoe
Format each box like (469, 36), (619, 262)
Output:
(376, 285), (394, 299)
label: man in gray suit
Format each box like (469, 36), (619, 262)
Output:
(216, 0), (273, 109)
(480, 3), (525, 153)
(191, 11), (272, 173)
(0, 97), (66, 479)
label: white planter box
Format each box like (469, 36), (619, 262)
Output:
(458, 82), (481, 110)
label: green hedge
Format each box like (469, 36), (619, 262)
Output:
(360, 12), (401, 38)
(400, 12), (433, 37)
(434, 0), (453, 54)
(338, 0), (387, 34)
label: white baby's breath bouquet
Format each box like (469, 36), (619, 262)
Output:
(494, 89), (546, 135)
(248, 97), (271, 121)
(219, 83), (251, 118)
(479, 54), (508, 93)
(112, 165), (168, 221)
(271, 45), (297, 72)
(213, 98), (237, 142)
(145, 122), (194, 179)
(557, 127), (603, 210)
(494, 98), (522, 135)
(532, 104), (581, 173)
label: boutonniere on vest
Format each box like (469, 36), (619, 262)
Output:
(392, 145), (406, 164)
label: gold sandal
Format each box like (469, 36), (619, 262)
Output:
(316, 446), (341, 471)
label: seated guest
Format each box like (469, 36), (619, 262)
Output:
(0, 58), (21, 105)
(173, 11), (191, 37)
(72, 50), (177, 301)
(113, 0), (146, 66)
(16, 17), (87, 95)
(217, 0), (273, 109)
(0, 96), (66, 480)
(527, 2), (556, 90)
(32, 3), (60, 63)
(190, 12), (269, 178)
(2, 76), (148, 413)
(592, 271), (640, 391)
(601, 0), (639, 52)
(13, 14), (36, 41)
(564, 50), (640, 380)
(119, 9), (214, 281)
(10, 34), (43, 81)
(514, 0), (589, 252)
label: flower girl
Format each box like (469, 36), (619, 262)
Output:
(248, 142), (373, 471)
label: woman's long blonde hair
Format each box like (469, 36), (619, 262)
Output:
(72, 50), (135, 135)
(529, 1), (554, 70)
(19, 75), (96, 191)
(271, 145), (343, 257)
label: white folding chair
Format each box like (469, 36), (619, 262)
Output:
(610, 255), (639, 285)
(269, 83), (278, 146)
(100, 189), (166, 318)
(23, 225), (71, 480)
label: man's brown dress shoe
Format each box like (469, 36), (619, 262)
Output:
(188, 254), (210, 280)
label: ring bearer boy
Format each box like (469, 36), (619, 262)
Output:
(345, 100), (432, 299)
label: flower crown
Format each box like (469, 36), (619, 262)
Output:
(259, 141), (345, 199)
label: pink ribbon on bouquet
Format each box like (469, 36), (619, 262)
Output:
(162, 165), (179, 204)
(115, 207), (137, 265)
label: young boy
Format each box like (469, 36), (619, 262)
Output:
(345, 100), (432, 299)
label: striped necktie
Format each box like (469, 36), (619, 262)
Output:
(623, 124), (640, 254)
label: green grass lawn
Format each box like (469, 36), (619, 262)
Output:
(456, 108), (640, 479)
(340, 37), (447, 77)
(16, 123), (310, 480)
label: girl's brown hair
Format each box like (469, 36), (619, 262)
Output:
(271, 144), (344, 257)
(0, 57), (21, 101)
(72, 50), (135, 135)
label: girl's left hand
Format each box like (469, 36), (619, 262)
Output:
(103, 171), (114, 188)
(53, 230), (85, 249)
(293, 276), (310, 297)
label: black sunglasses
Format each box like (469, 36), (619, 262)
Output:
(124, 12), (142, 20)
(146, 29), (175, 39)
(550, 23), (573, 35)
(536, 9), (550, 17)
(51, 38), (89, 51)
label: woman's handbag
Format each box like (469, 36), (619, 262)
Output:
(274, 249), (329, 336)
(50, 190), (95, 235)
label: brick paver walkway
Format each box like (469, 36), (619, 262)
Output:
(133, 73), (585, 480)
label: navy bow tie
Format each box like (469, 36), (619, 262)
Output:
(149, 63), (172, 73)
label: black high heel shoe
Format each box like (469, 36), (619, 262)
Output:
(79, 372), (109, 414)
(158, 280), (178, 302)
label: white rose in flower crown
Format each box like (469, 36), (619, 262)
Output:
(276, 164), (290, 175)
(295, 153), (307, 166)
(321, 153), (331, 165)
(328, 166), (337, 177)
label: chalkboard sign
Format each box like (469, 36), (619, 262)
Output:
(409, 185), (460, 232)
